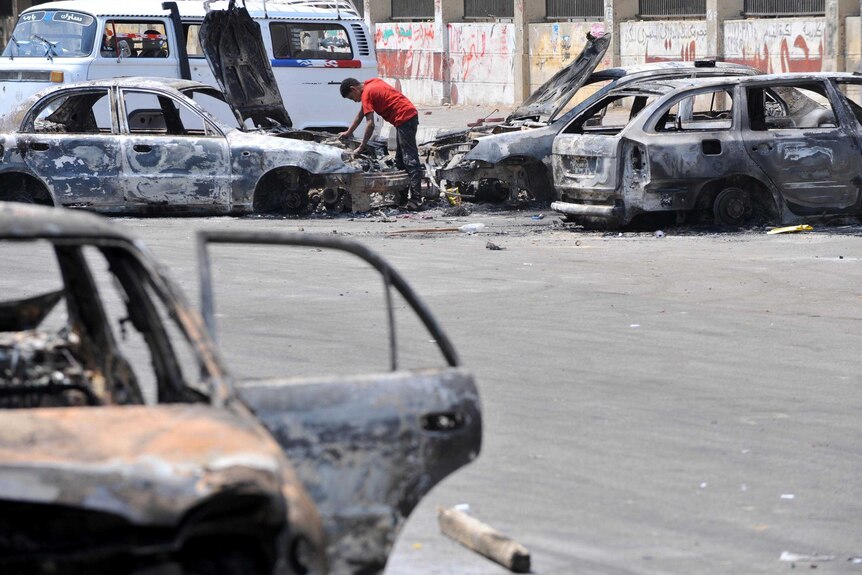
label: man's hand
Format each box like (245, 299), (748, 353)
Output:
(337, 130), (352, 140)
(353, 145), (367, 155)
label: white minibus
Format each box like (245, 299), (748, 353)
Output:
(0, 0), (375, 130)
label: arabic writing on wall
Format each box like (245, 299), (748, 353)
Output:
(619, 20), (708, 66)
(723, 18), (824, 73)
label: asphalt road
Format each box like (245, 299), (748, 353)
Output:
(117, 209), (862, 575)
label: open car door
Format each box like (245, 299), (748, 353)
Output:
(197, 231), (482, 573)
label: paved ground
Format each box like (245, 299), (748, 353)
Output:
(115, 209), (862, 574)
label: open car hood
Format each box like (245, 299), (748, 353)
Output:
(508, 32), (610, 123)
(199, 2), (292, 128)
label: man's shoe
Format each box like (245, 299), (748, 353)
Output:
(405, 200), (419, 212)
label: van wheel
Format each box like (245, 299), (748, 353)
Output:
(713, 187), (751, 227)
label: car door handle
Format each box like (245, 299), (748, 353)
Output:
(29, 142), (49, 151)
(752, 143), (773, 153)
(133, 144), (152, 153)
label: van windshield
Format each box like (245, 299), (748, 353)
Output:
(2, 10), (98, 59)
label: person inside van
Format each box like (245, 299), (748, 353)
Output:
(338, 77), (424, 211)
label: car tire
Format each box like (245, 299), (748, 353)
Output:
(713, 187), (751, 227)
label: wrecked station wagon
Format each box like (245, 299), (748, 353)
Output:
(0, 201), (481, 574)
(550, 72), (862, 228)
(422, 32), (760, 205)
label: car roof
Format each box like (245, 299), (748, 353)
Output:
(22, 0), (363, 21)
(0, 202), (134, 242)
(591, 60), (761, 81)
(605, 72), (862, 98)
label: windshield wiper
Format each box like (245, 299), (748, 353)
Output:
(8, 35), (18, 60)
(31, 34), (59, 61)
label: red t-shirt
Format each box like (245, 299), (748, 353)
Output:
(361, 78), (417, 127)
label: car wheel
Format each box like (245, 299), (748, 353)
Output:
(277, 171), (310, 215)
(713, 187), (751, 227)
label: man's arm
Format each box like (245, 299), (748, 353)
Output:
(354, 111), (375, 154)
(338, 108), (366, 139)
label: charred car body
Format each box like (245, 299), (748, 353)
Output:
(0, 202), (481, 573)
(550, 73), (862, 228)
(0, 4), (408, 215)
(422, 33), (760, 205)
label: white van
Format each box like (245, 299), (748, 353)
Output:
(0, 0), (375, 130)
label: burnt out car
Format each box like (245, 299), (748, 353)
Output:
(0, 202), (481, 574)
(0, 76), (407, 215)
(550, 72), (862, 228)
(422, 33), (760, 205)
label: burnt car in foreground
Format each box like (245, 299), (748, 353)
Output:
(550, 72), (862, 228)
(0, 202), (481, 573)
(421, 33), (760, 205)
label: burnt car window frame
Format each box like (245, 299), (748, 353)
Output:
(269, 22), (354, 60)
(831, 78), (862, 127)
(745, 80), (839, 132)
(20, 86), (116, 135)
(649, 85), (736, 133)
(118, 87), (225, 138)
(561, 88), (664, 135)
(89, 239), (212, 403)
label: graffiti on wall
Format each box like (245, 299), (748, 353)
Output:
(447, 23), (516, 105)
(724, 18), (824, 73)
(528, 22), (606, 89)
(619, 20), (707, 66)
(375, 22), (444, 83)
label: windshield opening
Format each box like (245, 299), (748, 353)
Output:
(2, 10), (98, 59)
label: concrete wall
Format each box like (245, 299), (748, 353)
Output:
(723, 18), (826, 73)
(447, 22), (516, 106)
(846, 16), (861, 72)
(373, 7), (855, 106)
(528, 21), (606, 92)
(619, 20), (708, 66)
(375, 22), (446, 105)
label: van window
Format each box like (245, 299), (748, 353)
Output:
(2, 10), (97, 58)
(270, 23), (353, 60)
(184, 24), (205, 58)
(101, 22), (169, 59)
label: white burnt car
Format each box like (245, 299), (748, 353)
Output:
(0, 202), (481, 574)
(423, 33), (760, 204)
(550, 72), (862, 228)
(0, 5), (407, 215)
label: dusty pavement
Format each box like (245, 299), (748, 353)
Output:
(115, 207), (862, 574)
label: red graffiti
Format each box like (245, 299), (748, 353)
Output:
(644, 40), (697, 63)
(727, 35), (822, 73)
(377, 50), (445, 81)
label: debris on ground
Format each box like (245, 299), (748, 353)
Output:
(779, 551), (836, 563)
(486, 241), (504, 250)
(767, 224), (814, 235)
(460, 223), (486, 234)
(438, 506), (530, 573)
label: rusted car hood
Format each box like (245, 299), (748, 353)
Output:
(0, 404), (286, 525)
(508, 32), (610, 122)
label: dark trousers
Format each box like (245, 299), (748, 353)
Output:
(395, 115), (423, 200)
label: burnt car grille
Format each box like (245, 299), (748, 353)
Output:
(0, 501), (173, 564)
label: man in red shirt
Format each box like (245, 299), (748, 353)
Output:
(339, 77), (424, 210)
